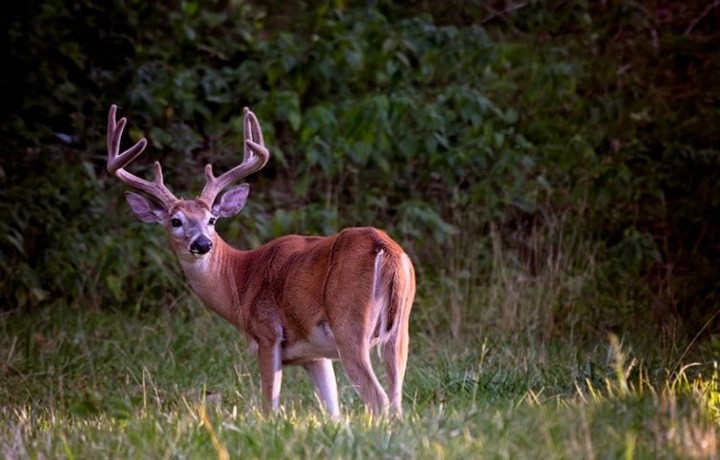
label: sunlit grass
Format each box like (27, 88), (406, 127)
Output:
(1, 303), (718, 458)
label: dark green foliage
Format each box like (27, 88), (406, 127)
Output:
(0, 0), (718, 344)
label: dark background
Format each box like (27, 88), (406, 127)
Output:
(1, 0), (718, 351)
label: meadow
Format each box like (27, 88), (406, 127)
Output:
(1, 1), (719, 458)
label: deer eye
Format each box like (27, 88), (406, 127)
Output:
(208, 217), (217, 226)
(171, 218), (182, 227)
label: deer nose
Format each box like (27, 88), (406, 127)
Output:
(190, 237), (213, 255)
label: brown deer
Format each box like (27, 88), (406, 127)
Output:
(105, 105), (415, 417)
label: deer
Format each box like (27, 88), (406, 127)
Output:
(105, 104), (415, 418)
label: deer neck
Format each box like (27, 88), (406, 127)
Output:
(176, 236), (248, 328)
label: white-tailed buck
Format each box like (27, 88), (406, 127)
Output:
(106, 105), (415, 417)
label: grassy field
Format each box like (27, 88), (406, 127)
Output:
(1, 298), (718, 459)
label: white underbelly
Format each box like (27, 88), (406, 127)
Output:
(281, 323), (340, 363)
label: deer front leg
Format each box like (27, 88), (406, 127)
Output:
(303, 359), (340, 418)
(257, 340), (283, 414)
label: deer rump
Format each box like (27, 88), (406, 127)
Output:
(236, 227), (414, 366)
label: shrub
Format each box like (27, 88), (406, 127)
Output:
(1, 0), (717, 346)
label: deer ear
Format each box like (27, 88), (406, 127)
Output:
(212, 184), (249, 218)
(126, 192), (165, 223)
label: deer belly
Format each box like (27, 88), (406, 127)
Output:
(281, 323), (339, 364)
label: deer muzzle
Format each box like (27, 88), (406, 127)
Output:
(190, 236), (213, 255)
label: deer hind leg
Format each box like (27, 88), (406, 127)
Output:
(383, 327), (409, 416)
(384, 252), (415, 416)
(303, 358), (340, 418)
(335, 333), (389, 415)
(325, 233), (390, 415)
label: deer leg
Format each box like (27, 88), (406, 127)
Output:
(335, 336), (389, 415)
(383, 327), (409, 417)
(257, 340), (283, 414)
(303, 359), (340, 418)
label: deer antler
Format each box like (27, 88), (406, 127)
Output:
(106, 104), (178, 206)
(198, 107), (269, 207)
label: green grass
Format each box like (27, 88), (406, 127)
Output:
(1, 301), (718, 459)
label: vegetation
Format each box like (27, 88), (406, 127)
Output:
(0, 0), (718, 457)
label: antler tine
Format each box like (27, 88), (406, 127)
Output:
(107, 105), (146, 174)
(199, 107), (269, 207)
(106, 104), (178, 206)
(243, 106), (266, 162)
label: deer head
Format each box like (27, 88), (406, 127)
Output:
(106, 105), (269, 261)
